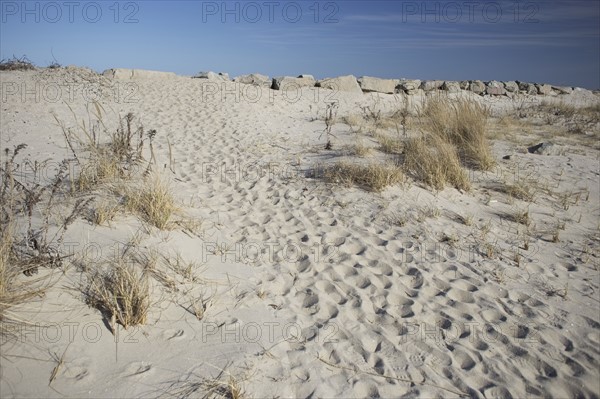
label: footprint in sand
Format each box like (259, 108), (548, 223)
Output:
(121, 362), (152, 378)
(161, 329), (185, 341)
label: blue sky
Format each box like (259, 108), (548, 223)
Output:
(1, 0), (599, 88)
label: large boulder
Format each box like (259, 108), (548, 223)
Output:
(397, 79), (422, 91)
(469, 80), (486, 94)
(442, 81), (461, 93)
(486, 81), (506, 95)
(358, 76), (399, 94)
(234, 73), (271, 87)
(504, 81), (519, 93)
(103, 68), (177, 79)
(317, 75), (362, 93)
(536, 84), (553, 95)
(272, 76), (316, 90)
(420, 80), (444, 91)
(193, 71), (230, 81)
(518, 82), (538, 95)
(552, 85), (573, 95)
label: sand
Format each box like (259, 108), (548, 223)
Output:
(0, 67), (599, 398)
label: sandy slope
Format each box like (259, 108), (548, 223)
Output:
(1, 67), (599, 398)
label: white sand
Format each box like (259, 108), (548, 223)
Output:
(1, 67), (599, 398)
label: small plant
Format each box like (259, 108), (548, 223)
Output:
(351, 137), (372, 157)
(85, 256), (150, 330)
(322, 102), (339, 150)
(90, 200), (119, 226)
(375, 133), (402, 154)
(513, 251), (521, 267)
(551, 228), (560, 243)
(0, 55), (35, 71)
(125, 173), (177, 229)
(420, 96), (495, 170)
(403, 134), (471, 191)
(164, 252), (198, 282)
(384, 211), (407, 227)
(324, 161), (403, 192)
(483, 241), (498, 259)
(189, 293), (212, 321)
(460, 213), (474, 226)
(416, 205), (441, 222)
(511, 209), (530, 226)
(503, 180), (536, 202)
(440, 232), (459, 247)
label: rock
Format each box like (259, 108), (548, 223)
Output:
(234, 73), (271, 87)
(486, 86), (506, 96)
(552, 85), (573, 94)
(442, 81), (461, 93)
(486, 81), (506, 95)
(397, 79), (422, 91)
(420, 80), (444, 91)
(460, 81), (470, 90)
(528, 142), (561, 155)
(504, 81), (519, 93)
(469, 80), (486, 94)
(502, 155), (512, 160)
(103, 68), (177, 79)
(193, 71), (230, 81)
(536, 84), (553, 95)
(358, 76), (399, 94)
(272, 76), (316, 90)
(317, 75), (362, 93)
(518, 82), (538, 95)
(297, 74), (314, 80)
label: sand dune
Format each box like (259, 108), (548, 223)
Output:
(1, 67), (599, 398)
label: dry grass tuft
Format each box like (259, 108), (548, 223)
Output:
(375, 133), (402, 154)
(350, 137), (373, 157)
(124, 174), (177, 229)
(325, 161), (403, 192)
(85, 256), (150, 330)
(421, 96), (495, 170)
(403, 134), (471, 191)
(0, 55), (35, 71)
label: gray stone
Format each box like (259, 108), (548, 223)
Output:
(518, 81), (531, 90)
(358, 76), (399, 94)
(487, 80), (505, 89)
(317, 75), (362, 93)
(420, 80), (444, 91)
(193, 71), (230, 81)
(272, 76), (316, 90)
(297, 74), (314, 80)
(486, 81), (506, 95)
(536, 84), (553, 95)
(442, 81), (461, 93)
(504, 81), (519, 93)
(234, 73), (271, 87)
(552, 85), (573, 94)
(469, 80), (486, 94)
(518, 82), (537, 95)
(397, 79), (422, 91)
(528, 142), (561, 155)
(460, 81), (470, 90)
(486, 86), (506, 96)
